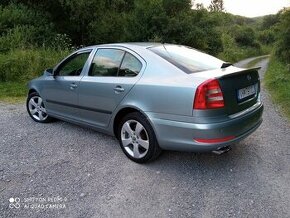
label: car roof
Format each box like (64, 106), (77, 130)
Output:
(80, 42), (163, 51)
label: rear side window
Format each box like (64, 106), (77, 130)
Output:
(118, 53), (142, 77)
(148, 45), (224, 74)
(89, 48), (142, 77)
(89, 49), (125, 76)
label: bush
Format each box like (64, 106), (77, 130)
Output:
(234, 26), (256, 47)
(0, 48), (70, 82)
(275, 9), (290, 63)
(218, 33), (262, 62)
(258, 30), (276, 45)
(0, 25), (34, 51)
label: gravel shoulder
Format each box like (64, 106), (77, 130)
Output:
(0, 57), (289, 218)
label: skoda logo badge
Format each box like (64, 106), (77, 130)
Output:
(247, 75), (251, 81)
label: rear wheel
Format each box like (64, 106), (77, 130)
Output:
(118, 112), (161, 163)
(26, 92), (54, 123)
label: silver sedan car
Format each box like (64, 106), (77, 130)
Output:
(27, 43), (263, 163)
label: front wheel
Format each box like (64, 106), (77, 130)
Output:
(26, 92), (54, 123)
(118, 112), (161, 163)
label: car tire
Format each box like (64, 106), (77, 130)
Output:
(118, 112), (162, 163)
(26, 92), (54, 123)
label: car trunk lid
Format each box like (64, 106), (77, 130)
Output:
(192, 66), (261, 115)
(218, 67), (260, 115)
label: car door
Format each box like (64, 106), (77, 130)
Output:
(42, 50), (92, 119)
(77, 48), (145, 127)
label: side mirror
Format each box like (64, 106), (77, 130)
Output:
(44, 68), (54, 76)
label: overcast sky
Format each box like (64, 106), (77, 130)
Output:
(194, 0), (290, 17)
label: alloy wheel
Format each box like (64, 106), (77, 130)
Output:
(121, 120), (149, 159)
(28, 96), (48, 121)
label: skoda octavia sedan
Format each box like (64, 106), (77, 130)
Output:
(27, 43), (263, 163)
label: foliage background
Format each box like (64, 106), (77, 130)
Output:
(0, 0), (289, 95)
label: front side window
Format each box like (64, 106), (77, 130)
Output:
(89, 49), (125, 77)
(118, 53), (142, 77)
(56, 52), (91, 76)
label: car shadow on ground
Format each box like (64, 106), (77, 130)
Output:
(48, 119), (259, 173)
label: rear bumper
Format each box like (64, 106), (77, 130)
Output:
(148, 103), (263, 152)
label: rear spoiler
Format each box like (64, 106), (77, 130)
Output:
(219, 67), (261, 79)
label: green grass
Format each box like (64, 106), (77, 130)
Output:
(0, 82), (26, 103)
(246, 55), (270, 68)
(265, 57), (290, 120)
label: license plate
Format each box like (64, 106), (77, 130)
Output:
(237, 84), (256, 101)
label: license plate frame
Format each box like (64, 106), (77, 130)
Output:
(237, 84), (257, 102)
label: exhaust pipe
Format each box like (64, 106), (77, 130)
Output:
(212, 146), (231, 155)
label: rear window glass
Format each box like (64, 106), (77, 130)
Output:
(148, 45), (224, 73)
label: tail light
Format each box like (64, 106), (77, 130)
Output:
(194, 79), (224, 109)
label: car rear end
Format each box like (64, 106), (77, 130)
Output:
(190, 67), (263, 150)
(146, 44), (263, 152)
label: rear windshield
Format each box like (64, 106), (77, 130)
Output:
(148, 45), (224, 74)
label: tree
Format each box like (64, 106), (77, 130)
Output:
(261, 14), (279, 30)
(124, 0), (168, 42)
(195, 3), (205, 10)
(0, 0), (227, 56)
(208, 0), (225, 12)
(0, 3), (55, 50)
(162, 0), (191, 16)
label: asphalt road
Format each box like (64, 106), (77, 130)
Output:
(0, 57), (289, 218)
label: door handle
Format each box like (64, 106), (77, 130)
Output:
(70, 83), (78, 90)
(114, 86), (125, 93)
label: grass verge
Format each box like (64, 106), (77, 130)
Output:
(0, 82), (26, 103)
(264, 56), (290, 120)
(246, 55), (270, 68)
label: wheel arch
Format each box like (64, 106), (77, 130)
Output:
(113, 107), (153, 139)
(27, 83), (41, 96)
(28, 88), (38, 95)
